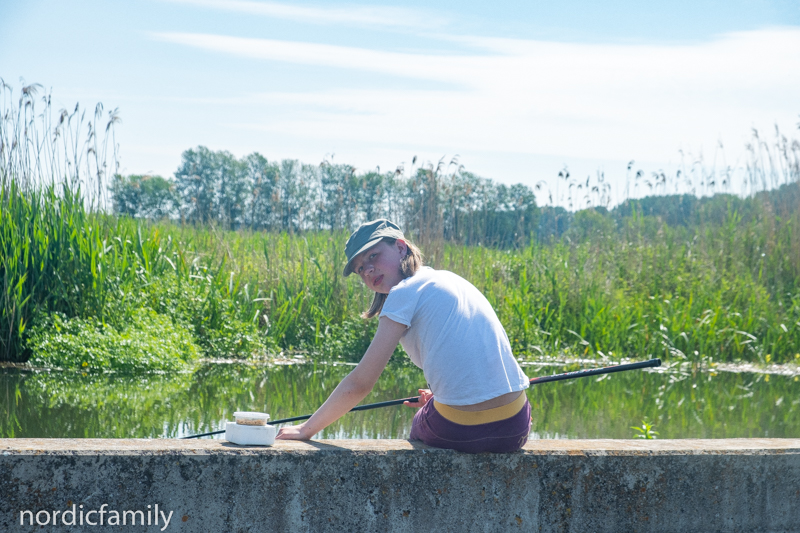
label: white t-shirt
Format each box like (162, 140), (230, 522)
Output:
(379, 267), (529, 405)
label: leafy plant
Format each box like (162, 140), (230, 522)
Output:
(631, 417), (659, 439)
(26, 309), (199, 372)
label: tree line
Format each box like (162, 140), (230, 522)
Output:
(111, 145), (800, 248)
(111, 146), (541, 247)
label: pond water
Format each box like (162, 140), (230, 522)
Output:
(1, 361), (798, 440)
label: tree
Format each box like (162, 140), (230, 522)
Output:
(274, 159), (313, 232)
(538, 206), (571, 242)
(217, 151), (249, 229)
(318, 162), (354, 231)
(357, 171), (386, 223)
(174, 146), (220, 224)
(109, 174), (174, 219)
(244, 153), (279, 229)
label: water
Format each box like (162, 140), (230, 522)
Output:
(1, 361), (798, 440)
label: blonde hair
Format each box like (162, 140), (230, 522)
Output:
(362, 238), (423, 319)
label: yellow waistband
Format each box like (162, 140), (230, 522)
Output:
(433, 392), (527, 426)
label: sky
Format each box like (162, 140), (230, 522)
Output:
(1, 0), (799, 207)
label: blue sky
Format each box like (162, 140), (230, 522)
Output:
(2, 0), (799, 206)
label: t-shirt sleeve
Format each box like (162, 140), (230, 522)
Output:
(379, 281), (421, 327)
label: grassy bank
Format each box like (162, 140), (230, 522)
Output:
(138, 191), (800, 366)
(2, 182), (800, 369)
(0, 181), (271, 370)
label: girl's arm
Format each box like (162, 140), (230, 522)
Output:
(276, 316), (407, 440)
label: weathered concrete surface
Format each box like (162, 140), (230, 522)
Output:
(1, 438), (799, 532)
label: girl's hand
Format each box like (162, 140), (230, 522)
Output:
(275, 423), (314, 441)
(404, 389), (432, 408)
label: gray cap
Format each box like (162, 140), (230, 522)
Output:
(343, 219), (405, 276)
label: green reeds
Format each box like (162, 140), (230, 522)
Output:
(5, 195), (799, 365)
(0, 82), (268, 366)
(453, 199), (800, 363)
(1, 80), (121, 361)
(135, 197), (799, 365)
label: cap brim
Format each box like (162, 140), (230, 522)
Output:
(342, 237), (384, 276)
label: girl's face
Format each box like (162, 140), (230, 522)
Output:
(351, 239), (408, 294)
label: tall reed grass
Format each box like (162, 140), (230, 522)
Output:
(136, 191), (800, 365)
(454, 198), (800, 364)
(0, 82), (268, 367)
(1, 80), (119, 361)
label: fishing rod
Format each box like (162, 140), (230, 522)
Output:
(181, 358), (661, 439)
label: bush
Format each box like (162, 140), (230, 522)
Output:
(136, 272), (274, 359)
(26, 309), (200, 372)
(313, 316), (377, 362)
(203, 319), (274, 360)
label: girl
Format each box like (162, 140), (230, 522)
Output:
(276, 219), (531, 452)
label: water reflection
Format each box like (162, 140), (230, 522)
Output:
(525, 363), (799, 439)
(1, 362), (797, 439)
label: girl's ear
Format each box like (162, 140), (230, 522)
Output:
(396, 239), (408, 256)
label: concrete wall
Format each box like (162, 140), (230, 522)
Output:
(1, 438), (799, 532)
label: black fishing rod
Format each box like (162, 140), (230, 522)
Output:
(181, 358), (661, 439)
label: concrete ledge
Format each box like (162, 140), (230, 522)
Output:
(2, 439), (799, 532)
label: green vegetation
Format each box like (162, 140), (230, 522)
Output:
(0, 83), (269, 369)
(111, 146), (540, 247)
(465, 191), (800, 364)
(2, 82), (800, 370)
(9, 197), (797, 367)
(26, 309), (199, 372)
(112, 197), (798, 367)
(631, 417), (659, 439)
(0, 178), (271, 368)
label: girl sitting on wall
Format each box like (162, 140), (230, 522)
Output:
(276, 219), (531, 453)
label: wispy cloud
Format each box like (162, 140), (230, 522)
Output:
(150, 26), (800, 183)
(153, 27), (800, 87)
(152, 32), (467, 81)
(159, 0), (448, 30)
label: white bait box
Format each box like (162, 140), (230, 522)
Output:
(225, 421), (276, 446)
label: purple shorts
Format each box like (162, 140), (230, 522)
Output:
(409, 392), (531, 453)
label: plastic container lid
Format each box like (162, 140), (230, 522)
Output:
(233, 411), (270, 426)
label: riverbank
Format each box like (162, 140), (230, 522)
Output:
(2, 179), (799, 370)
